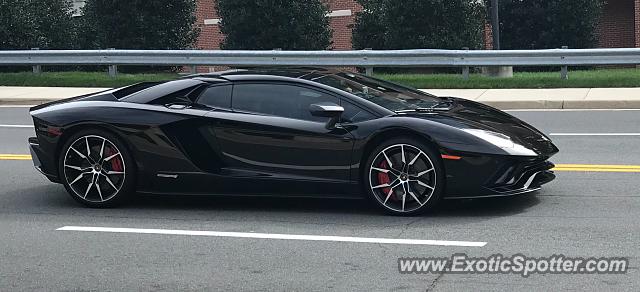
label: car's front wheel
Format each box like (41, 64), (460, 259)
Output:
(58, 129), (134, 207)
(364, 138), (444, 215)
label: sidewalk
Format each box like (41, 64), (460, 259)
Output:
(1, 86), (639, 109)
(425, 88), (640, 109)
(0, 86), (111, 106)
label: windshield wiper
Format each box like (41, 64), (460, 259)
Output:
(395, 108), (432, 113)
(395, 99), (455, 113)
(429, 99), (455, 109)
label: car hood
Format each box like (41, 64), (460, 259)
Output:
(400, 97), (559, 156)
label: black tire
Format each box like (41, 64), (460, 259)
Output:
(58, 129), (135, 207)
(363, 137), (444, 216)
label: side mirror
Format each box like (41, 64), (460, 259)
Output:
(309, 102), (344, 129)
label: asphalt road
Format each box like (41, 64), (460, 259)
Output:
(0, 107), (638, 291)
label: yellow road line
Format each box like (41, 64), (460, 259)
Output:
(0, 154), (32, 160)
(555, 164), (640, 169)
(553, 164), (640, 173)
(554, 164), (640, 172)
(554, 168), (640, 173)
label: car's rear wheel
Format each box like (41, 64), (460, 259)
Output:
(364, 138), (444, 215)
(58, 129), (134, 207)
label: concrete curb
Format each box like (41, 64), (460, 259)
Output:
(0, 86), (111, 107)
(561, 100), (640, 109)
(424, 88), (640, 110)
(0, 98), (63, 106)
(480, 100), (640, 110)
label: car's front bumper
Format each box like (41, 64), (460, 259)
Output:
(447, 163), (555, 199)
(443, 154), (556, 199)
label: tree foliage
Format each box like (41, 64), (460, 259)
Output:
(217, 0), (332, 50)
(353, 0), (486, 50)
(79, 0), (199, 50)
(492, 0), (603, 49)
(0, 0), (75, 49)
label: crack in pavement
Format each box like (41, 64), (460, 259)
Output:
(396, 217), (425, 238)
(426, 271), (445, 292)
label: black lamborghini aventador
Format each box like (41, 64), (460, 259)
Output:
(28, 68), (558, 215)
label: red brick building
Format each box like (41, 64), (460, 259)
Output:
(598, 0), (640, 48)
(194, 0), (640, 51)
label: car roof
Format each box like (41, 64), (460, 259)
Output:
(184, 67), (342, 82)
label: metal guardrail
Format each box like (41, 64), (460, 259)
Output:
(1, 48), (639, 79)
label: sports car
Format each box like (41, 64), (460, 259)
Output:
(28, 68), (558, 215)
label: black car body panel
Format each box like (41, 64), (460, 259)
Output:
(28, 68), (558, 199)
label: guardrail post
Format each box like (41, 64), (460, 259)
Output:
(107, 48), (118, 78)
(461, 47), (470, 80)
(189, 65), (197, 74)
(108, 65), (118, 78)
(31, 48), (42, 74)
(462, 67), (470, 80)
(560, 46), (569, 80)
(364, 48), (373, 76)
(365, 67), (374, 76)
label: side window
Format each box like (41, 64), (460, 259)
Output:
(197, 85), (232, 109)
(148, 85), (200, 106)
(340, 101), (376, 123)
(232, 84), (339, 122)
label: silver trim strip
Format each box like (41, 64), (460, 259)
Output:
(445, 170), (544, 200)
(34, 166), (45, 175)
(523, 172), (540, 190)
(445, 188), (541, 200)
(157, 174), (178, 179)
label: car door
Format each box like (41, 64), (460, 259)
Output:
(203, 82), (356, 196)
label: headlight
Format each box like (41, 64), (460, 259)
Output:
(463, 129), (514, 148)
(462, 129), (537, 156)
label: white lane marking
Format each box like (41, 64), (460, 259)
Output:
(0, 124), (33, 128)
(550, 133), (640, 136)
(57, 226), (487, 247)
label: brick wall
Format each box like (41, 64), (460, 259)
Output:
(597, 0), (636, 48)
(483, 23), (494, 50)
(195, 0), (223, 50)
(483, 0), (640, 50)
(636, 0), (640, 47)
(325, 0), (363, 50)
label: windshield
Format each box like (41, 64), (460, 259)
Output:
(309, 72), (443, 112)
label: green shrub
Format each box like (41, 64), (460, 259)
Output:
(217, 0), (332, 50)
(493, 0), (603, 49)
(352, 0), (387, 50)
(79, 0), (199, 50)
(353, 0), (486, 50)
(0, 0), (75, 50)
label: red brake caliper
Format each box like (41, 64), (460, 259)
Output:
(377, 161), (391, 196)
(105, 147), (123, 172)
